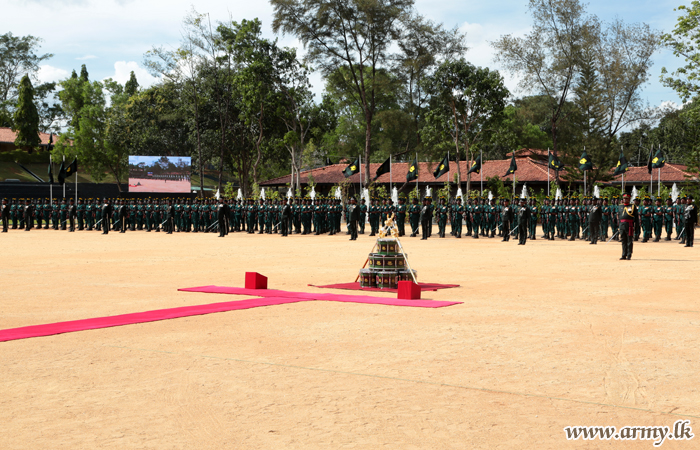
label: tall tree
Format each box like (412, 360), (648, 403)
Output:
(56, 76), (131, 191)
(124, 71), (139, 96)
(394, 15), (467, 154)
(12, 74), (41, 152)
(421, 59), (509, 193)
(271, 0), (414, 184)
(492, 0), (590, 166)
(146, 13), (208, 197)
(0, 33), (53, 127)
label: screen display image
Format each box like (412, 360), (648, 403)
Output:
(128, 156), (191, 193)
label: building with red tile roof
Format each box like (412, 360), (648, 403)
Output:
(261, 148), (699, 196)
(0, 127), (56, 152)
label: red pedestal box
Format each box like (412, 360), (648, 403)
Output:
(397, 281), (421, 300)
(245, 272), (268, 290)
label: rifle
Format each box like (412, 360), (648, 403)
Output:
(606, 230), (619, 244)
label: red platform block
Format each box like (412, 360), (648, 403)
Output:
(397, 281), (421, 300)
(245, 272), (268, 290)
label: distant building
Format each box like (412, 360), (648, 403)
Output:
(0, 127), (56, 153)
(261, 148), (698, 197)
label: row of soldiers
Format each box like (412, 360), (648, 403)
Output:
(431, 194), (696, 244)
(0, 196), (351, 235)
(1, 194), (696, 248)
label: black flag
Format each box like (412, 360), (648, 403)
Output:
(651, 149), (666, 169)
(48, 161), (54, 184)
(433, 154), (450, 179)
(579, 151), (593, 171)
(613, 152), (629, 176)
(504, 153), (517, 176)
(65, 157), (78, 177)
(548, 152), (564, 171)
(646, 147), (654, 174)
(58, 160), (66, 185)
(343, 158), (360, 178)
(375, 157), (391, 180)
(406, 157), (418, 182)
(467, 156), (482, 174)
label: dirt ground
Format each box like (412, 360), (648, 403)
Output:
(128, 178), (191, 193)
(1, 225), (699, 449)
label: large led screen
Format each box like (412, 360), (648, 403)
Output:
(128, 156), (191, 193)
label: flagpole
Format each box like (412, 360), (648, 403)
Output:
(584, 171), (586, 196)
(50, 155), (53, 205)
(75, 158), (78, 205)
(480, 149), (483, 196)
(650, 146), (653, 195)
(359, 154), (362, 195)
(416, 152), (418, 199)
(389, 153), (392, 197)
(447, 151), (450, 201)
(62, 155), (65, 199)
(547, 149), (550, 197)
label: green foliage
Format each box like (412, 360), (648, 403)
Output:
(267, 189), (281, 201)
(408, 186), (419, 201)
(661, 1), (700, 102)
(485, 176), (510, 199)
(0, 32), (53, 123)
(12, 75), (40, 151)
(271, 0), (418, 183)
(223, 181), (236, 198)
(436, 180), (450, 200)
(420, 59), (509, 169)
(55, 73), (132, 190)
(370, 184), (388, 199)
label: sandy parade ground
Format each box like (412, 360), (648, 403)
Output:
(128, 179), (191, 193)
(1, 225), (699, 449)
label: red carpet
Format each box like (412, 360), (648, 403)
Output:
(178, 286), (461, 308)
(0, 297), (302, 343)
(308, 282), (460, 293)
(0, 287), (461, 343)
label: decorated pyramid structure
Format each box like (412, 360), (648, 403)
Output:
(359, 214), (417, 289)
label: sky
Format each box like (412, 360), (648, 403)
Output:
(129, 155), (191, 165)
(2, 0), (690, 110)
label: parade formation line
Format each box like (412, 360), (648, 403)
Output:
(0, 287), (461, 343)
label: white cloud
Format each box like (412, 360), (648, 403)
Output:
(76, 54), (98, 60)
(106, 61), (159, 88)
(37, 65), (70, 83)
(659, 100), (681, 111)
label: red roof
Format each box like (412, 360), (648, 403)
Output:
(262, 157), (698, 187)
(609, 163), (697, 183)
(262, 157), (559, 186)
(0, 127), (56, 146)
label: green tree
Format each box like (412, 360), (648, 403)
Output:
(493, 0), (590, 163)
(0, 33), (53, 126)
(271, 0), (414, 185)
(55, 76), (131, 191)
(146, 12), (208, 197)
(394, 15), (467, 154)
(124, 71), (139, 96)
(421, 59), (509, 193)
(661, 1), (700, 102)
(12, 74), (40, 151)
